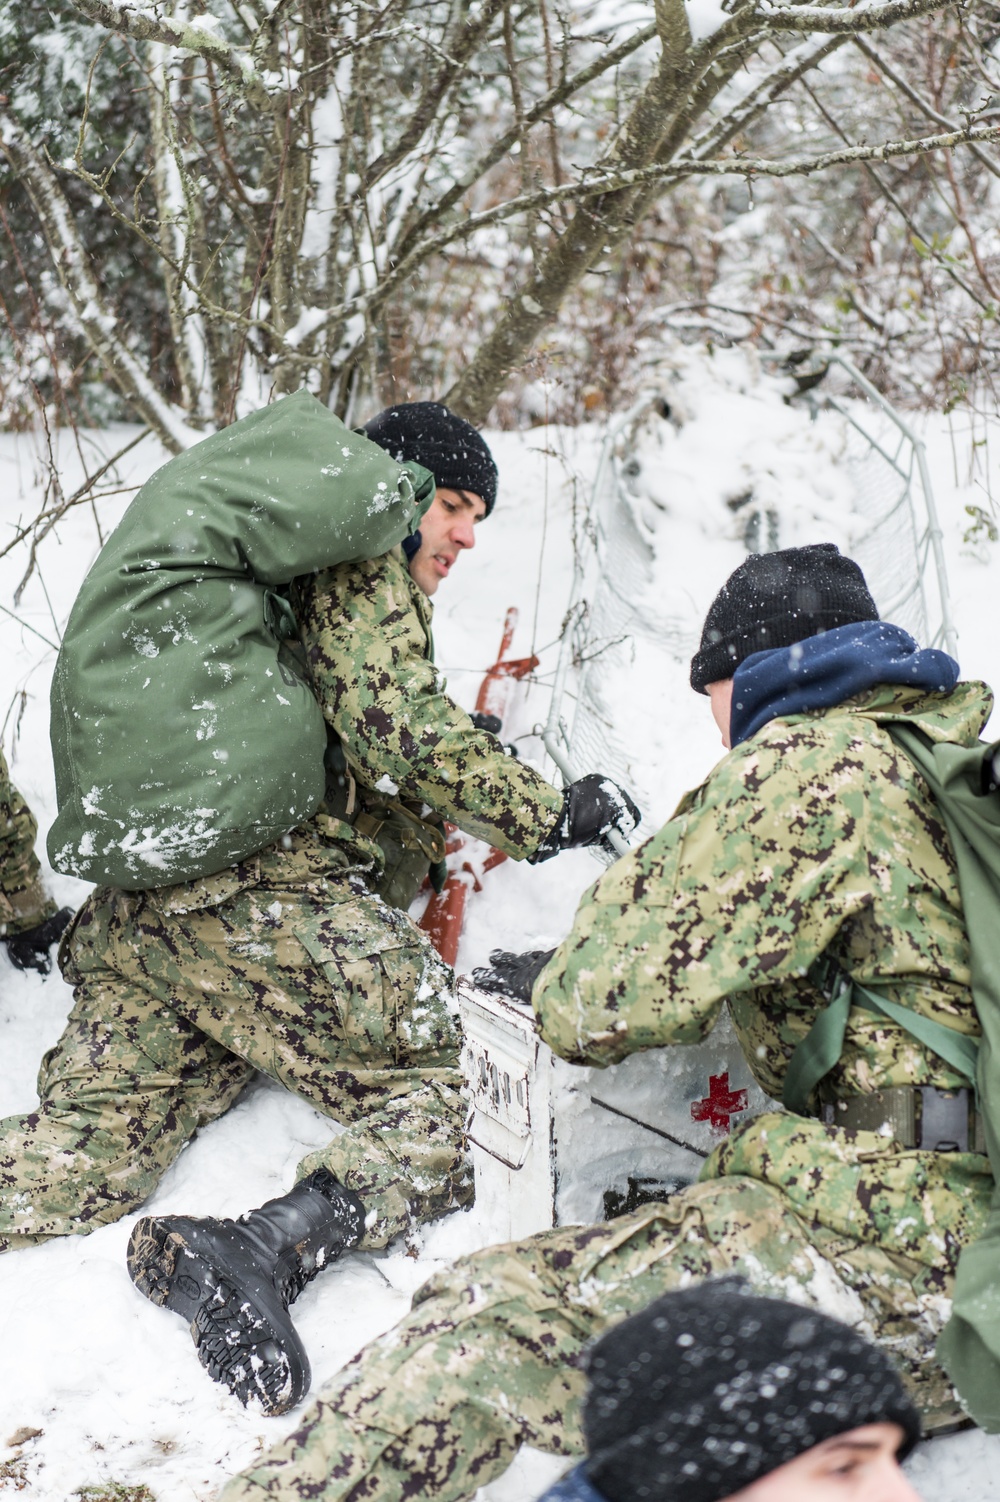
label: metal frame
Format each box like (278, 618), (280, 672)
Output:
(807, 353), (957, 657)
(539, 361), (958, 821)
(539, 398), (654, 859)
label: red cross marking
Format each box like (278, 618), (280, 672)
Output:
(690, 1072), (749, 1134)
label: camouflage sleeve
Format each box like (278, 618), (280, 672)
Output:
(533, 721), (877, 1066)
(297, 550), (563, 858)
(0, 750), (55, 936)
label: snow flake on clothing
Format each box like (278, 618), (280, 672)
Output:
(730, 620), (960, 746)
(0, 748), (56, 936)
(293, 545), (562, 868)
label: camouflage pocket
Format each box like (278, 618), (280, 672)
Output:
(154, 857), (263, 915)
(707, 1109), (994, 1271)
(296, 901), (410, 1056)
(296, 898), (458, 1067)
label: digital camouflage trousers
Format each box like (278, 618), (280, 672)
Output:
(218, 1164), (977, 1502)
(0, 846), (469, 1251)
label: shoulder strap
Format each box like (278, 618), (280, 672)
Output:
(782, 962), (852, 1116)
(853, 979), (980, 1089)
(797, 714), (1000, 1430)
(782, 954), (979, 1116)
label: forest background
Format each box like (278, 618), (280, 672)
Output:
(2, 0), (1000, 474)
(3, 4), (1000, 1498)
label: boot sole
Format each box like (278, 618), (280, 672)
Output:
(127, 1215), (310, 1416)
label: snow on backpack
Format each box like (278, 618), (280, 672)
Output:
(48, 391), (434, 890)
(782, 718), (1000, 1432)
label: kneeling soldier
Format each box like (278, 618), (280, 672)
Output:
(0, 402), (637, 1418)
(217, 544), (987, 1497)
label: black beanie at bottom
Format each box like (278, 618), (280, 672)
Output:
(690, 543), (879, 693)
(582, 1280), (921, 1502)
(362, 401), (498, 515)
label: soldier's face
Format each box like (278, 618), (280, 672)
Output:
(707, 677), (734, 748)
(723, 1424), (921, 1501)
(409, 487), (487, 597)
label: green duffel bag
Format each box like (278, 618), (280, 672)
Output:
(48, 390), (434, 890)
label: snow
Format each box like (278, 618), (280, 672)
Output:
(1, 358), (1000, 1498)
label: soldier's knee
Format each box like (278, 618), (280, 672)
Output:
(412, 1237), (559, 1318)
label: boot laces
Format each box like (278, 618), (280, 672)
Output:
(273, 1253), (312, 1306)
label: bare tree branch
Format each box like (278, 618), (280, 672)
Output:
(361, 0), (507, 193)
(390, 21), (658, 268)
(682, 36), (848, 161)
(796, 65), (994, 311)
(67, 0), (274, 110)
(9, 0), (993, 433)
(758, 0), (961, 33)
(0, 111), (200, 451)
(655, 0), (693, 61)
(6, 428), (150, 595)
(853, 35), (1000, 180)
(365, 118), (1000, 332)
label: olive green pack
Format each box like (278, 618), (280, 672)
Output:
(48, 391), (434, 889)
(784, 718), (1000, 1431)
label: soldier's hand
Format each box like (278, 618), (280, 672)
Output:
(529, 775), (640, 864)
(470, 711), (503, 736)
(470, 710), (519, 758)
(471, 948), (555, 1006)
(468, 702), (522, 751)
(5, 906), (74, 976)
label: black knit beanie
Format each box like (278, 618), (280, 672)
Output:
(582, 1280), (921, 1502)
(689, 544), (879, 693)
(362, 402), (498, 515)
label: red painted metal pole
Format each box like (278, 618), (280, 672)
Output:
(419, 609), (538, 966)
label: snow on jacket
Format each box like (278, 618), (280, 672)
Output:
(532, 679), (996, 1275)
(0, 749), (55, 936)
(289, 543), (563, 901)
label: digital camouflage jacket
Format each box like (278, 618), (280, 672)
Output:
(533, 681), (997, 1271)
(289, 545), (563, 906)
(0, 749), (55, 937)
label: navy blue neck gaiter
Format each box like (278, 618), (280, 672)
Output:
(730, 621), (959, 747)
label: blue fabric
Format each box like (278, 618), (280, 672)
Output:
(536, 1462), (609, 1502)
(730, 621), (959, 747)
(402, 530), (422, 560)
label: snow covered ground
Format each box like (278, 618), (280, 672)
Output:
(1, 350), (1000, 1499)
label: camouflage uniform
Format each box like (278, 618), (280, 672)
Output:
(0, 547), (562, 1252)
(218, 681), (994, 1502)
(0, 748), (56, 938)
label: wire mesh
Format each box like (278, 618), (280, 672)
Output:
(835, 415), (927, 643)
(543, 361), (955, 843)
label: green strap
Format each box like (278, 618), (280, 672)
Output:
(783, 955), (980, 1116)
(782, 964), (852, 1116)
(853, 981), (980, 1089)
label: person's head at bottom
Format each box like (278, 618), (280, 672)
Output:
(539, 1278), (922, 1502)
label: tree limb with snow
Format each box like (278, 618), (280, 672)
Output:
(67, 0), (274, 110)
(0, 109), (200, 452)
(3, 0), (998, 432)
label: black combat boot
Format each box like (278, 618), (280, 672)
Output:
(126, 1168), (365, 1416)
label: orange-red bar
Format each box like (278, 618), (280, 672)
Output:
(420, 611), (533, 965)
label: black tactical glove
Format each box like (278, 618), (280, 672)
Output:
(470, 711), (503, 736)
(529, 774), (640, 864)
(5, 906), (74, 976)
(471, 947), (556, 1006)
(470, 710), (519, 758)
